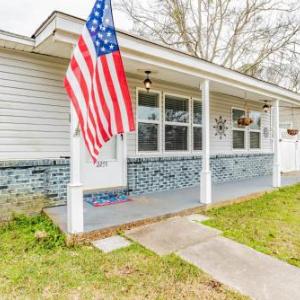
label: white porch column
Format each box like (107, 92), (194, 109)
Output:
(200, 79), (212, 204)
(272, 99), (281, 188)
(67, 105), (84, 234)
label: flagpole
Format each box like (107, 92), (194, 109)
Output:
(67, 45), (84, 234)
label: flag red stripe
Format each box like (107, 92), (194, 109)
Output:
(78, 37), (94, 77)
(70, 57), (101, 150)
(100, 56), (124, 133)
(112, 51), (135, 131)
(94, 62), (113, 137)
(91, 85), (110, 142)
(64, 77), (97, 162)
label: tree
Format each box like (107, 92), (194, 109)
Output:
(116, 0), (300, 91)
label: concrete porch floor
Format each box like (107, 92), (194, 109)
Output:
(44, 174), (300, 234)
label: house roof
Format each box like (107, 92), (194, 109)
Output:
(0, 29), (34, 52)
(0, 10), (299, 104)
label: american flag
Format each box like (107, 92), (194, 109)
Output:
(64, 0), (135, 163)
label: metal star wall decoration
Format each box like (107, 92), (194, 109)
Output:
(213, 116), (228, 139)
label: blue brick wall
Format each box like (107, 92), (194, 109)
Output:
(0, 159), (70, 221)
(0, 154), (273, 220)
(127, 154), (273, 195)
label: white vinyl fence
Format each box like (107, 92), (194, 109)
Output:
(280, 129), (300, 172)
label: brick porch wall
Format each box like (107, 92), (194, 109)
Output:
(0, 159), (69, 221)
(0, 154), (273, 220)
(127, 153), (274, 195)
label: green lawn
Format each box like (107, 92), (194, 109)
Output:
(204, 184), (300, 268)
(0, 215), (246, 299)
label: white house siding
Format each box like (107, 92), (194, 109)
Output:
(0, 48), (70, 160)
(280, 107), (300, 131)
(126, 76), (273, 157)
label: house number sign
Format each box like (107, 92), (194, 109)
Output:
(96, 161), (109, 168)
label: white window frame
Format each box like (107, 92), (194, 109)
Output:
(232, 107), (247, 151)
(192, 98), (203, 153)
(136, 87), (162, 155)
(249, 111), (262, 150)
(163, 92), (191, 154)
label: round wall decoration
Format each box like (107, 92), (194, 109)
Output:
(213, 116), (228, 139)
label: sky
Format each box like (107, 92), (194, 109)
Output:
(0, 0), (133, 37)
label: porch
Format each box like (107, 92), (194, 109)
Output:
(34, 12), (300, 235)
(45, 173), (300, 235)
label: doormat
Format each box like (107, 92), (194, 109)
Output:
(84, 192), (132, 207)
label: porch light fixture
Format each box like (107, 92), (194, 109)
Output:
(144, 71), (152, 92)
(263, 101), (270, 113)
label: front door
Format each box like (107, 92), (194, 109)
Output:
(80, 135), (126, 191)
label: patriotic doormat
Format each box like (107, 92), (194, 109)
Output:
(84, 192), (132, 207)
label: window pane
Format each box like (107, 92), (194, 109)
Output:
(138, 123), (158, 151)
(250, 111), (261, 130)
(138, 91), (160, 121)
(193, 101), (202, 125)
(232, 109), (245, 128)
(165, 125), (188, 151)
(165, 95), (189, 123)
(193, 127), (202, 150)
(250, 132), (261, 149)
(233, 130), (245, 149)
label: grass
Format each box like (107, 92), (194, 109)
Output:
(0, 215), (246, 299)
(204, 184), (300, 268)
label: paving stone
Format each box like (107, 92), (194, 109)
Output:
(178, 236), (300, 300)
(92, 236), (132, 253)
(125, 217), (221, 255)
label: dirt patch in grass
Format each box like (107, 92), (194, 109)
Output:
(204, 184), (300, 268)
(0, 215), (246, 299)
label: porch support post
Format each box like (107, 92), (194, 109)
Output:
(67, 105), (84, 234)
(200, 79), (212, 204)
(272, 99), (281, 188)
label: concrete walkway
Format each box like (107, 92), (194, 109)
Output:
(126, 216), (300, 300)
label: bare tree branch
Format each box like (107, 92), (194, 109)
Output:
(115, 0), (300, 91)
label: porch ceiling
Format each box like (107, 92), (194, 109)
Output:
(26, 11), (300, 105)
(123, 56), (272, 103)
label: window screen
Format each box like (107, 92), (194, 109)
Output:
(164, 94), (189, 151)
(249, 111), (261, 149)
(138, 91), (160, 121)
(232, 108), (246, 149)
(193, 101), (202, 125)
(250, 132), (260, 149)
(138, 123), (159, 152)
(250, 112), (261, 130)
(233, 130), (245, 149)
(232, 109), (245, 128)
(165, 95), (189, 123)
(137, 91), (160, 152)
(165, 125), (188, 151)
(193, 127), (202, 150)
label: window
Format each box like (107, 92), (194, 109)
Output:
(249, 111), (261, 149)
(193, 100), (202, 151)
(164, 94), (189, 151)
(232, 108), (246, 149)
(137, 90), (160, 152)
